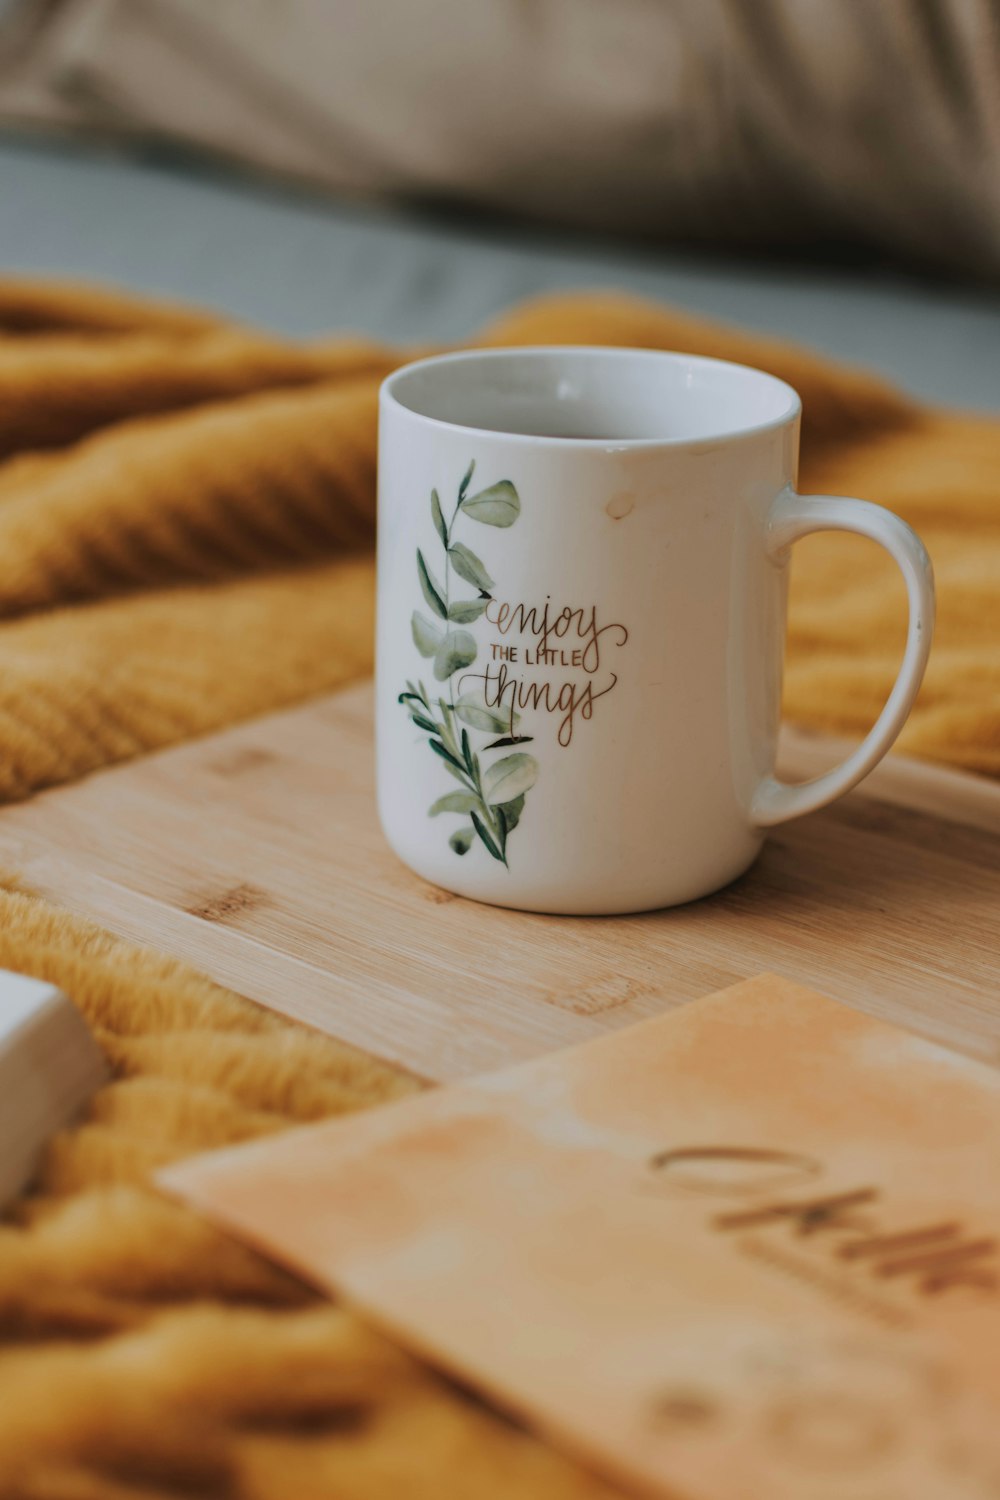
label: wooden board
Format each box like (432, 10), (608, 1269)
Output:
(0, 681), (997, 1082)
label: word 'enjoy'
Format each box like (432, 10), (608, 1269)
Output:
(464, 596), (628, 746)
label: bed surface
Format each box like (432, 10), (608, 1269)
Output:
(2, 134), (999, 413)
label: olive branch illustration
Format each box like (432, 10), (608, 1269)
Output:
(398, 460), (538, 865)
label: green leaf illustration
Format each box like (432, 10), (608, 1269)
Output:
(401, 462), (533, 864)
(433, 630), (477, 681)
(482, 752), (538, 805)
(461, 480), (520, 528)
(448, 598), (488, 623)
(431, 488), (448, 547)
(448, 542), (494, 591)
(417, 550), (447, 619)
(495, 803), (509, 850)
(454, 691), (519, 735)
(429, 738), (466, 773)
(411, 610), (444, 657)
(499, 792), (525, 832)
(429, 791), (481, 817)
(471, 811), (505, 862)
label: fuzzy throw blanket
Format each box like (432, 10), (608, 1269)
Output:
(0, 279), (998, 1499)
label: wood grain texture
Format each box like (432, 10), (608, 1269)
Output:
(0, 681), (997, 1082)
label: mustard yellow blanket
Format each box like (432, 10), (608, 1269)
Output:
(0, 279), (996, 792)
(0, 280), (997, 1499)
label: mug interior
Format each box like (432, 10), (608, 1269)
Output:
(384, 347), (799, 444)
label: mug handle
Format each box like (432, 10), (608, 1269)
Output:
(752, 492), (935, 828)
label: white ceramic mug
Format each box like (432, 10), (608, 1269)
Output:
(376, 347), (934, 915)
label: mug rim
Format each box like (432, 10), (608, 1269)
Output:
(380, 345), (802, 450)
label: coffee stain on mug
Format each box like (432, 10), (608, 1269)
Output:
(605, 490), (636, 520)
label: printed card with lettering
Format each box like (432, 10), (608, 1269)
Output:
(160, 977), (1000, 1500)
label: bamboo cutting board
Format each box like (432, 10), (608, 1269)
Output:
(0, 680), (996, 1082)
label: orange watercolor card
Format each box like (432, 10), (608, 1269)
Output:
(160, 975), (1000, 1500)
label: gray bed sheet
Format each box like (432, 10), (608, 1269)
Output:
(2, 135), (999, 412)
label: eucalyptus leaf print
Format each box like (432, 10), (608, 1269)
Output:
(430, 488), (448, 548)
(454, 690), (521, 735)
(411, 611), (443, 657)
(433, 630), (477, 682)
(448, 598), (489, 623)
(471, 811), (504, 862)
(499, 792), (525, 831)
(482, 753), (538, 805)
(429, 791), (481, 816)
(417, 551), (447, 619)
(397, 463), (538, 866)
(461, 480), (521, 528)
(448, 542), (494, 592)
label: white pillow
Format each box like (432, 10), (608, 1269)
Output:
(2, 0), (998, 277)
